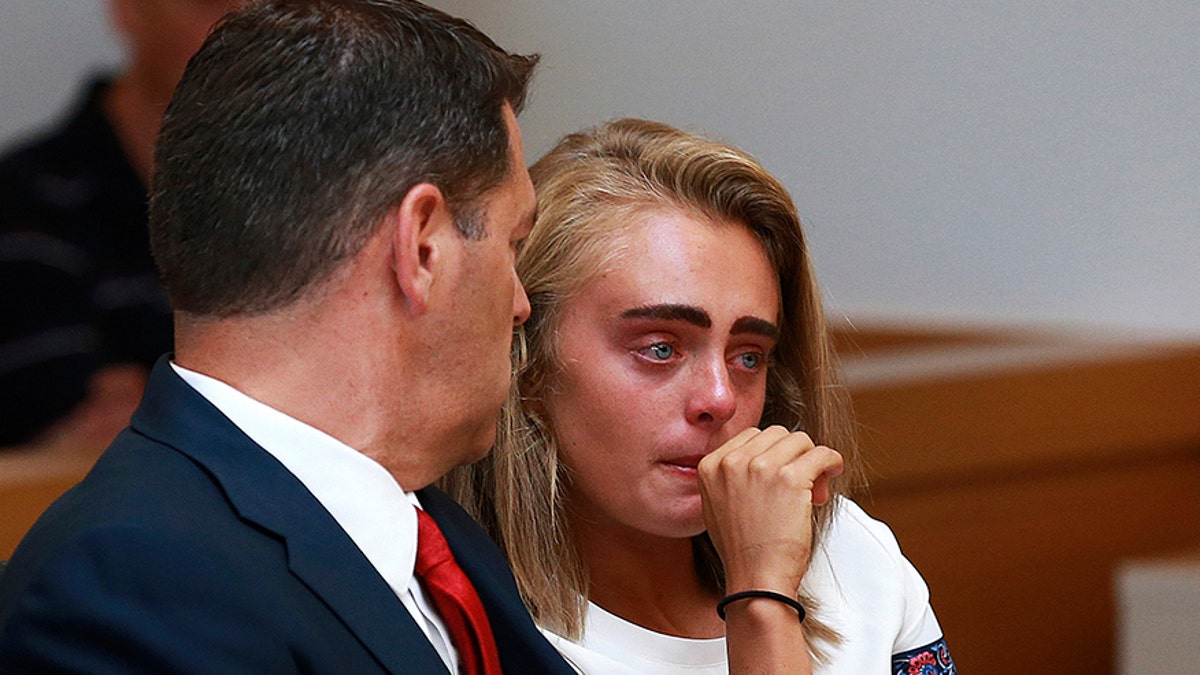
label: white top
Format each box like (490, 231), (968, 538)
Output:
(171, 362), (461, 674)
(543, 498), (948, 674)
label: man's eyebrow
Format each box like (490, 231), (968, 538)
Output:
(731, 316), (779, 340)
(620, 304), (711, 328)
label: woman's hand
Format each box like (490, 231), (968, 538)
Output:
(699, 426), (843, 675)
(698, 425), (844, 595)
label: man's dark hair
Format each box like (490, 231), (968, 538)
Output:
(149, 0), (538, 316)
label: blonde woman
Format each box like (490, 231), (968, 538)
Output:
(444, 119), (954, 674)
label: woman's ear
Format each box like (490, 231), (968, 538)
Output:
(391, 183), (453, 316)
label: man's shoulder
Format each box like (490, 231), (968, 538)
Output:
(0, 432), (381, 672)
(1, 434), (243, 593)
(0, 430), (298, 625)
(16, 432), (244, 554)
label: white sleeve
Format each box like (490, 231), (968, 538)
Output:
(890, 535), (944, 654)
(838, 499), (944, 652)
(805, 498), (954, 673)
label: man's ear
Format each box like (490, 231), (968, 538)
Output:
(391, 183), (454, 316)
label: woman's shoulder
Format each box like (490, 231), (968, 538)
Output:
(806, 496), (921, 616)
(807, 496), (949, 670)
(821, 496), (910, 571)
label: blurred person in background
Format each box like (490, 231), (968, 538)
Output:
(0, 0), (242, 448)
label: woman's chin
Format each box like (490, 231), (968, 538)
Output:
(646, 502), (706, 539)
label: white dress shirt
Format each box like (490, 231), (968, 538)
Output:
(171, 362), (460, 673)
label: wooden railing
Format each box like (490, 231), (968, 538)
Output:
(0, 438), (106, 559)
(835, 322), (1200, 674)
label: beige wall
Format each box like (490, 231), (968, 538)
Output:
(3, 1), (1198, 336)
(431, 1), (1200, 337)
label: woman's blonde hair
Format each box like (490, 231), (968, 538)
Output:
(441, 118), (860, 658)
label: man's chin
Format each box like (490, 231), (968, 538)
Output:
(463, 428), (498, 465)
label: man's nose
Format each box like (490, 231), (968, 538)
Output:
(512, 275), (531, 326)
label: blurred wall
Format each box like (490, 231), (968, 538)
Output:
(0, 2), (120, 143)
(5, 1), (1197, 337)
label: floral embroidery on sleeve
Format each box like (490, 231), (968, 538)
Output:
(891, 638), (956, 675)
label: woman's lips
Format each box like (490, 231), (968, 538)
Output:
(662, 454), (706, 470)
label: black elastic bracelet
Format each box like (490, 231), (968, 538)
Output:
(716, 590), (806, 622)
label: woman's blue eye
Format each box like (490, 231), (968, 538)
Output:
(648, 343), (674, 360)
(739, 353), (761, 369)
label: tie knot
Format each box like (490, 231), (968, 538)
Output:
(415, 508), (454, 576)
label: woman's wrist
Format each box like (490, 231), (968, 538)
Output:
(717, 590), (806, 622)
(722, 565), (803, 599)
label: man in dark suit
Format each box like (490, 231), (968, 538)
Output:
(0, 1), (572, 672)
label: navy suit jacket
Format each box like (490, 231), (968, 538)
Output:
(0, 359), (574, 674)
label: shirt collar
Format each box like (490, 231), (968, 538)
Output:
(169, 361), (419, 597)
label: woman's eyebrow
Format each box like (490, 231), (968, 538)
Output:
(619, 305), (777, 339)
(620, 304), (711, 328)
(730, 316), (779, 340)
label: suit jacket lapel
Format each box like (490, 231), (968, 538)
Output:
(131, 359), (448, 674)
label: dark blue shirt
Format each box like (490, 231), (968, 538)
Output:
(0, 77), (171, 445)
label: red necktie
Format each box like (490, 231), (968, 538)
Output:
(415, 508), (504, 675)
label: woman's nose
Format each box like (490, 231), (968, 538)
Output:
(685, 358), (737, 426)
